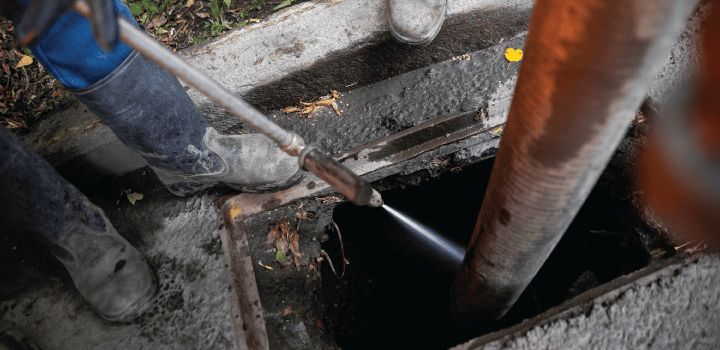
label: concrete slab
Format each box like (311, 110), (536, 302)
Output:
(451, 254), (720, 350)
(1, 189), (239, 350)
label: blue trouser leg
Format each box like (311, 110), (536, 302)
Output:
(16, 0), (222, 174)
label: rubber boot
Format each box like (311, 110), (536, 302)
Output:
(52, 204), (158, 322)
(0, 127), (158, 323)
(72, 50), (304, 196)
(387, 0), (447, 46)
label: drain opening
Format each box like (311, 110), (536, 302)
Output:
(322, 157), (651, 350)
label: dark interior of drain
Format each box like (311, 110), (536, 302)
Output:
(322, 157), (650, 350)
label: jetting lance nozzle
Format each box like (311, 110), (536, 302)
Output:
(300, 145), (383, 207)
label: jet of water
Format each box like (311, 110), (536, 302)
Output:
(382, 204), (465, 270)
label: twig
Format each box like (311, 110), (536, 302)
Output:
(321, 221), (346, 279)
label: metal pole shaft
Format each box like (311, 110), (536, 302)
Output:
(450, 0), (700, 328)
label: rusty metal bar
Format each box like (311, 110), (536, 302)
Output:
(217, 202), (268, 350)
(450, 0), (701, 328)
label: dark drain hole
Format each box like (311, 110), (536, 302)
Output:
(322, 158), (650, 350)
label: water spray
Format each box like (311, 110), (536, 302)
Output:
(382, 205), (465, 269)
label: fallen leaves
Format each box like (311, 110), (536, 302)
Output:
(275, 250), (287, 262)
(505, 48), (523, 70)
(258, 261), (274, 270)
(452, 53), (471, 61)
(316, 196), (343, 204)
(283, 306), (296, 316)
(1, 20), (72, 128)
(504, 48), (523, 62)
(127, 192), (144, 205)
(16, 55), (32, 68)
(282, 91), (342, 117)
(267, 220), (302, 270)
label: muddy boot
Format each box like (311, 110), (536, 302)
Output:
(72, 50), (303, 196)
(387, 0), (447, 46)
(52, 204), (158, 323)
(0, 127), (158, 323)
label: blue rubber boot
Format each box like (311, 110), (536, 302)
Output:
(71, 50), (304, 196)
(21, 0), (303, 197)
(0, 127), (158, 323)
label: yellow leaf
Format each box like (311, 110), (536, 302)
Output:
(492, 127), (503, 134)
(504, 48), (523, 62)
(16, 55), (33, 68)
(186, 0), (195, 7)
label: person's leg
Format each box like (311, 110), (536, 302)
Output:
(25, 0), (303, 197)
(386, 0), (447, 46)
(0, 127), (157, 322)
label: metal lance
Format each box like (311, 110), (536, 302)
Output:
(450, 0), (701, 328)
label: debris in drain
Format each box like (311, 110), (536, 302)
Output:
(267, 220), (302, 270)
(316, 196), (343, 204)
(283, 306), (296, 316)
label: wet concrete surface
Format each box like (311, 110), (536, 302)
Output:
(235, 36), (524, 156)
(0, 170), (239, 349)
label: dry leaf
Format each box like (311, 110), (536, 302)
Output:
(196, 12), (210, 18)
(314, 320), (324, 328)
(504, 48), (523, 62)
(289, 230), (301, 270)
(127, 192), (144, 205)
(267, 221), (289, 244)
(492, 127), (503, 134)
(16, 55), (32, 68)
(283, 306), (296, 316)
(258, 261), (274, 270)
(332, 102), (341, 116)
(186, 0), (195, 7)
(282, 106), (301, 113)
(316, 196), (343, 204)
(331, 90), (341, 99)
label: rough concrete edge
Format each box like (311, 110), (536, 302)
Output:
(179, 0), (535, 101)
(448, 254), (704, 349)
